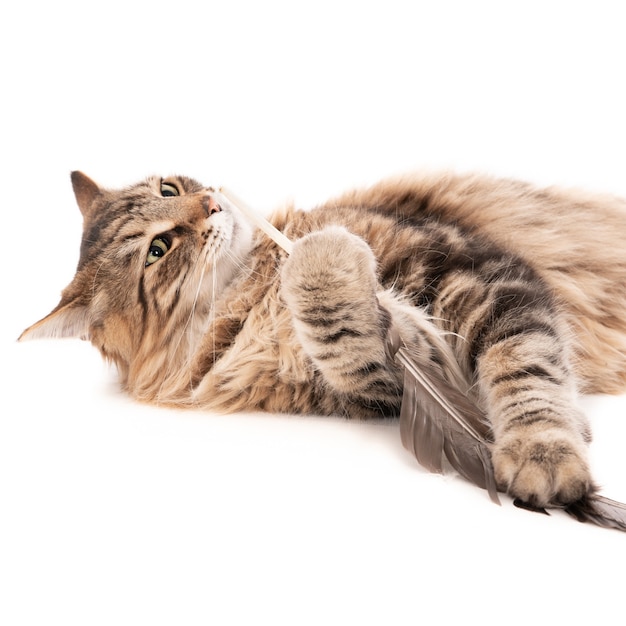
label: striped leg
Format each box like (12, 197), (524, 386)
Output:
(280, 227), (405, 418)
(436, 262), (593, 506)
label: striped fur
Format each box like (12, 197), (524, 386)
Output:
(21, 170), (626, 507)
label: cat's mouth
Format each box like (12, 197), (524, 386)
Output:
(202, 211), (233, 261)
(201, 197), (253, 267)
(211, 194), (254, 257)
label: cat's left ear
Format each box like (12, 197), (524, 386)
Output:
(19, 301), (90, 342)
(71, 171), (101, 219)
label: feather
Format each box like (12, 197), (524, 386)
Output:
(394, 340), (500, 504)
(396, 335), (626, 531)
(563, 494), (626, 531)
(220, 188), (626, 531)
(515, 493), (626, 532)
(218, 188), (294, 254)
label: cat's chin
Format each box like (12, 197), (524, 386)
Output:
(202, 210), (254, 294)
(229, 212), (254, 261)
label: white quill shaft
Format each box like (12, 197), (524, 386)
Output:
(218, 187), (293, 254)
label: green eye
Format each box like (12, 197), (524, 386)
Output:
(146, 238), (170, 266)
(161, 182), (179, 197)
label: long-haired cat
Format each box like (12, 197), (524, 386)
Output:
(20, 171), (626, 510)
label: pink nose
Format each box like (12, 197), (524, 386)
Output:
(203, 195), (222, 216)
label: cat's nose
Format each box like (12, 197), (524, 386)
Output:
(202, 194), (222, 217)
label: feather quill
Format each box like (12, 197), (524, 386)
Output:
(219, 188), (293, 254)
(218, 188), (626, 531)
(393, 336), (500, 504)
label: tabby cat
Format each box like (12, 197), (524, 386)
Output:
(21, 171), (626, 509)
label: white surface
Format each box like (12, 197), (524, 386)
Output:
(2, 2), (626, 624)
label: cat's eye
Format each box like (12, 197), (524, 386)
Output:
(160, 182), (179, 197)
(145, 238), (170, 266)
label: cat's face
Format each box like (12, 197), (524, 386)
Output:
(20, 172), (253, 375)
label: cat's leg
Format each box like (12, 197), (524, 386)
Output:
(280, 226), (436, 418)
(438, 272), (593, 507)
(477, 335), (592, 507)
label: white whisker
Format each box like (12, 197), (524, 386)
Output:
(155, 250), (209, 402)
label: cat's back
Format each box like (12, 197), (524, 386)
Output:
(309, 172), (626, 394)
(326, 170), (626, 257)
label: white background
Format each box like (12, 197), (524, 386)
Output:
(2, 1), (626, 624)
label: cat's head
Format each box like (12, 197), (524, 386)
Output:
(20, 172), (253, 382)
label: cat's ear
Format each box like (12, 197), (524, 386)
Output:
(19, 301), (90, 342)
(71, 171), (101, 218)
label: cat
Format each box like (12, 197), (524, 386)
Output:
(20, 170), (626, 510)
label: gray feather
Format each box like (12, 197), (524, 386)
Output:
(393, 335), (626, 532)
(564, 494), (626, 531)
(395, 341), (500, 504)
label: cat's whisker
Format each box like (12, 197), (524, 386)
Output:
(152, 245), (212, 403)
(91, 260), (106, 299)
(211, 256), (218, 361)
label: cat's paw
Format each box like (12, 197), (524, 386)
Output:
(280, 226), (383, 367)
(492, 428), (591, 507)
(281, 226), (378, 299)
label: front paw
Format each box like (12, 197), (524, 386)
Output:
(281, 226), (378, 304)
(492, 428), (592, 507)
